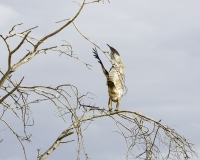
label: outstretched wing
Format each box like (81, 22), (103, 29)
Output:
(93, 48), (109, 77)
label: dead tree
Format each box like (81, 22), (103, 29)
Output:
(0, 0), (198, 160)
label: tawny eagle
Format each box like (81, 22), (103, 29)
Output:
(93, 44), (125, 111)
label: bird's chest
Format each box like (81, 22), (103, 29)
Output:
(107, 87), (119, 101)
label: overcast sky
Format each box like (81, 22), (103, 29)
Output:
(0, 0), (200, 160)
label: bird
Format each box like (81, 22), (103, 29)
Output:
(93, 44), (125, 111)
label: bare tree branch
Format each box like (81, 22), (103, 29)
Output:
(0, 77), (24, 104)
(0, 1), (198, 160)
(0, 118), (28, 160)
(72, 21), (111, 62)
(34, 0), (86, 50)
(38, 131), (74, 160)
(8, 23), (23, 35)
(10, 31), (31, 55)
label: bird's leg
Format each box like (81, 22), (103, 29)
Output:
(115, 98), (121, 111)
(108, 98), (112, 111)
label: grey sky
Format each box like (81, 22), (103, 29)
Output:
(0, 0), (200, 160)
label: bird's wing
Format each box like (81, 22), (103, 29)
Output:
(93, 48), (109, 78)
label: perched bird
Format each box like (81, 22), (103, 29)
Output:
(93, 44), (125, 111)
